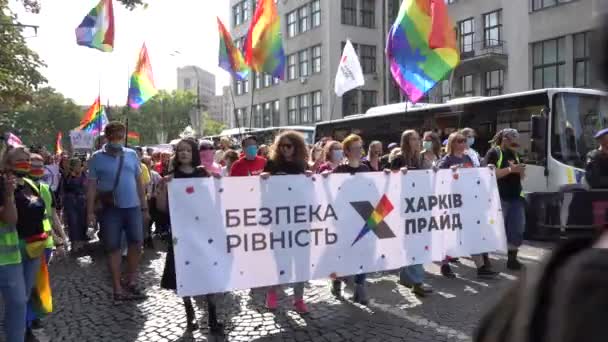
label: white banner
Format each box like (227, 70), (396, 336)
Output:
(169, 168), (507, 297)
(69, 130), (95, 149)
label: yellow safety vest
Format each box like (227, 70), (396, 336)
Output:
(22, 178), (54, 248)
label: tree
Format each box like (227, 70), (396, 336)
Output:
(0, 0), (46, 109)
(0, 87), (81, 149)
(203, 113), (226, 136)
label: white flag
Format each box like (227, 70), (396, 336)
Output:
(334, 40), (365, 97)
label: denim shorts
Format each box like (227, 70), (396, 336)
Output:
(98, 207), (143, 252)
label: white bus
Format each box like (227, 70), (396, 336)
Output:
(205, 126), (315, 147)
(314, 88), (608, 239)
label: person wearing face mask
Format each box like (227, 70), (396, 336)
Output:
(86, 122), (150, 302)
(61, 158), (88, 252)
(317, 141), (344, 173)
(229, 136), (267, 177)
(362, 140), (383, 171)
(484, 128), (526, 270)
(420, 131), (441, 169)
(461, 128), (481, 167)
(199, 140), (222, 175)
(389, 130), (434, 297)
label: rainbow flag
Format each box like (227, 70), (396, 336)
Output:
(75, 0), (115, 52)
(128, 44), (158, 109)
(55, 132), (63, 155)
(217, 17), (250, 80)
(79, 97), (108, 134)
(244, 0), (285, 80)
(127, 132), (140, 145)
(386, 0), (460, 103)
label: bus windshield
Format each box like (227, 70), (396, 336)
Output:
(551, 93), (608, 168)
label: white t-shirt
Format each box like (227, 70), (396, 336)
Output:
(465, 148), (481, 167)
(42, 164), (61, 192)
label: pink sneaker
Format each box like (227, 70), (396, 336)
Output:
(294, 299), (308, 314)
(265, 289), (278, 310)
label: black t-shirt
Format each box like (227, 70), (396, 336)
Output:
(15, 182), (46, 239)
(437, 154), (474, 169)
(390, 154), (421, 170)
(334, 163), (370, 174)
(484, 147), (522, 200)
(173, 167), (209, 179)
(263, 159), (307, 175)
(585, 149), (608, 189)
(362, 159), (383, 172)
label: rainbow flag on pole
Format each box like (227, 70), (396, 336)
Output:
(386, 0), (460, 103)
(79, 97), (108, 134)
(128, 43), (158, 109)
(244, 0), (285, 80)
(75, 0), (115, 52)
(127, 132), (140, 145)
(217, 17), (250, 80)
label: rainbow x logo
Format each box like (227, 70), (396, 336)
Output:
(351, 195), (396, 246)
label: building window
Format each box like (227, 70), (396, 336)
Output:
(460, 75), (474, 96)
(254, 104), (263, 128)
(341, 0), (357, 26)
(574, 32), (591, 88)
(532, 37), (566, 89)
(459, 18), (474, 55)
(299, 5), (310, 34)
(312, 91), (322, 122)
(360, 0), (375, 28)
(235, 80), (243, 96)
(361, 90), (377, 113)
(243, 78), (249, 94)
(184, 78), (192, 90)
(299, 94), (310, 123)
(532, 0), (573, 12)
(299, 49), (309, 77)
(264, 74), (272, 88)
(287, 11), (297, 38)
(263, 102), (272, 128)
(273, 100), (280, 126)
(255, 73), (262, 89)
(485, 70), (504, 96)
(359, 44), (376, 74)
(312, 0), (321, 27)
(342, 90), (358, 116)
(483, 10), (502, 47)
(287, 54), (297, 81)
(441, 80), (450, 102)
(288, 96), (298, 124)
(273, 76), (280, 85)
(312, 45), (322, 74)
(233, 3), (242, 26)
(243, 0), (250, 21)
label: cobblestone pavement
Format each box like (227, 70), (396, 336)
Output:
(2, 242), (552, 342)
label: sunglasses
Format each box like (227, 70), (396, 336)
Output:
(279, 143), (294, 149)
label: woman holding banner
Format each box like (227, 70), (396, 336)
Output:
(329, 134), (372, 305)
(261, 131), (313, 314)
(389, 130), (434, 297)
(317, 141), (344, 173)
(156, 138), (224, 335)
(438, 132), (498, 279)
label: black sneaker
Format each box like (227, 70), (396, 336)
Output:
(441, 264), (456, 278)
(25, 328), (39, 342)
(209, 322), (225, 336)
(477, 265), (499, 279)
(330, 280), (342, 299)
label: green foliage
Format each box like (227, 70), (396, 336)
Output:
(0, 0), (46, 109)
(204, 113), (226, 136)
(0, 87), (81, 149)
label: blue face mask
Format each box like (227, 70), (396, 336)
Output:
(106, 142), (123, 150)
(245, 145), (258, 159)
(466, 137), (475, 147)
(422, 141), (433, 151)
(331, 150), (344, 162)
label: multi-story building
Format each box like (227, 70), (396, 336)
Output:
(229, 0), (601, 129)
(176, 66), (221, 121)
(229, 0), (385, 128)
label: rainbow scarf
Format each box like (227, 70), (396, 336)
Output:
(79, 96), (107, 134)
(128, 44), (158, 109)
(244, 0), (286, 80)
(217, 17), (250, 81)
(75, 0), (114, 52)
(386, 0), (460, 103)
(127, 132), (140, 145)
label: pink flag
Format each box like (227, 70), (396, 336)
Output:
(6, 133), (22, 147)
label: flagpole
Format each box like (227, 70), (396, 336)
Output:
(247, 72), (256, 131)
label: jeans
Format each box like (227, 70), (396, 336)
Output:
(64, 195), (87, 242)
(98, 207), (143, 252)
(501, 198), (526, 248)
(399, 264), (425, 286)
(0, 263), (27, 342)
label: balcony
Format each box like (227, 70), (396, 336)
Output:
(455, 40), (508, 76)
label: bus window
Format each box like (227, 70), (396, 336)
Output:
(497, 106), (540, 162)
(552, 93), (608, 168)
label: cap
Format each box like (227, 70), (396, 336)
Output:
(594, 128), (608, 139)
(502, 128), (520, 140)
(388, 142), (398, 150)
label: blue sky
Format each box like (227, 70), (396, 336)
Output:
(11, 0), (231, 105)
